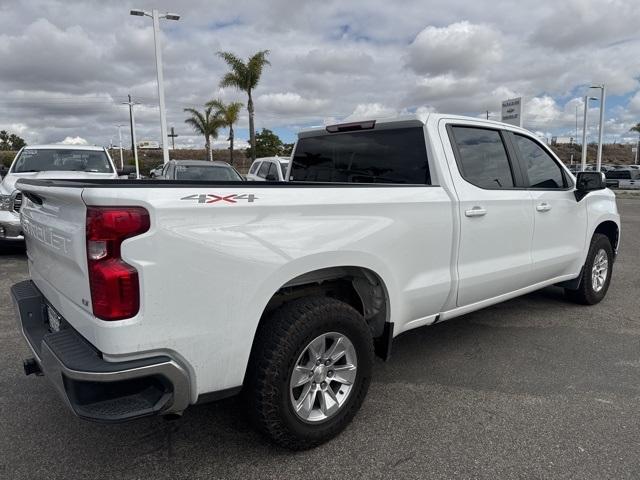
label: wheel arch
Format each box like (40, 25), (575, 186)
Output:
(245, 258), (396, 379)
(593, 220), (619, 254)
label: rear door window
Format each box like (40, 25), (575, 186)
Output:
(450, 126), (515, 189)
(290, 127), (430, 184)
(257, 161), (270, 178)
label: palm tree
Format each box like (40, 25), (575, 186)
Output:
(630, 123), (640, 134)
(217, 50), (270, 160)
(184, 105), (222, 161)
(207, 99), (243, 165)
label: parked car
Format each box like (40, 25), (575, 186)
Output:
(155, 159), (243, 181)
(149, 165), (164, 178)
(246, 156), (289, 181)
(0, 145), (119, 243)
(605, 167), (640, 188)
(12, 114), (619, 450)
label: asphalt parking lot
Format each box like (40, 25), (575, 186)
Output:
(1, 198), (639, 480)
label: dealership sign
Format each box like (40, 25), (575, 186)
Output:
(501, 97), (523, 127)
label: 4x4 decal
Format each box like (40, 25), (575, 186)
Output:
(180, 193), (258, 204)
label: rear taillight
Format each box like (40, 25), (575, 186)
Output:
(86, 207), (150, 320)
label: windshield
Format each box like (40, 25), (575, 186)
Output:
(12, 149), (113, 173)
(175, 165), (242, 181)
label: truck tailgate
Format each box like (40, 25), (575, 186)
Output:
(18, 182), (92, 317)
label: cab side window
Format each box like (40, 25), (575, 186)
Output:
(450, 126), (514, 189)
(257, 161), (270, 178)
(514, 135), (566, 189)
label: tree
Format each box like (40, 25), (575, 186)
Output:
(217, 50), (270, 161)
(0, 130), (26, 151)
(246, 128), (285, 159)
(206, 99), (243, 165)
(630, 123), (640, 134)
(183, 105), (222, 161)
(282, 143), (295, 156)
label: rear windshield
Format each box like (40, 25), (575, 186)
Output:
(175, 165), (242, 181)
(290, 127), (430, 184)
(12, 149), (113, 173)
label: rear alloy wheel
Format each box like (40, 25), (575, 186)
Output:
(565, 233), (614, 305)
(246, 296), (374, 450)
(289, 332), (358, 423)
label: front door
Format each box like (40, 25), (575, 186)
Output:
(509, 133), (588, 281)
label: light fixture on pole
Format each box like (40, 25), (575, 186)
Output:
(589, 84), (606, 172)
(115, 124), (126, 170)
(130, 8), (180, 165)
(580, 96), (598, 172)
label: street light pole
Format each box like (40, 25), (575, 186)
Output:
(122, 99), (140, 179)
(592, 84), (606, 172)
(130, 8), (180, 166)
(580, 96), (598, 172)
(116, 124), (125, 170)
(151, 9), (170, 165)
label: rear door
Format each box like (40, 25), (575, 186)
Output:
(443, 122), (535, 306)
(509, 133), (587, 281)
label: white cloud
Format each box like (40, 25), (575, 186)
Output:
(407, 22), (502, 76)
(256, 93), (328, 115)
(60, 136), (89, 145)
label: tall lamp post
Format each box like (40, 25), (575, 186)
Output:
(580, 96), (598, 172)
(130, 8), (180, 165)
(589, 84), (606, 172)
(115, 124), (126, 170)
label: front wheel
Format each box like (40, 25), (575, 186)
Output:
(246, 296), (374, 450)
(565, 233), (614, 305)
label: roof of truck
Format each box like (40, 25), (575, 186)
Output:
(297, 113), (531, 138)
(23, 144), (106, 151)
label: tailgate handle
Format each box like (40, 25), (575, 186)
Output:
(23, 192), (43, 205)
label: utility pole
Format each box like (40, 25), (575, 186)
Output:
(168, 126), (179, 150)
(122, 97), (141, 179)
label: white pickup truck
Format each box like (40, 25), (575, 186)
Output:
(12, 114), (620, 449)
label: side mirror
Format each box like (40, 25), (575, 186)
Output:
(265, 173), (277, 181)
(575, 171), (606, 201)
(117, 165), (136, 177)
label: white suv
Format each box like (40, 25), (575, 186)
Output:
(246, 156), (289, 181)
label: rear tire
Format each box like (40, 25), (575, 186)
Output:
(246, 296), (374, 450)
(564, 233), (613, 305)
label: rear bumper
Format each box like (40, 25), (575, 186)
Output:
(0, 210), (23, 240)
(11, 280), (190, 423)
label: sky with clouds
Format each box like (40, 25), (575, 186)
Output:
(1, 0), (640, 150)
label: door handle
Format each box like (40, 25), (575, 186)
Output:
(536, 202), (552, 212)
(465, 206), (487, 217)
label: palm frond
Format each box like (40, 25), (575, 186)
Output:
(219, 72), (244, 89)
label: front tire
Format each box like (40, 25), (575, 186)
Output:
(246, 296), (374, 450)
(565, 233), (614, 305)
